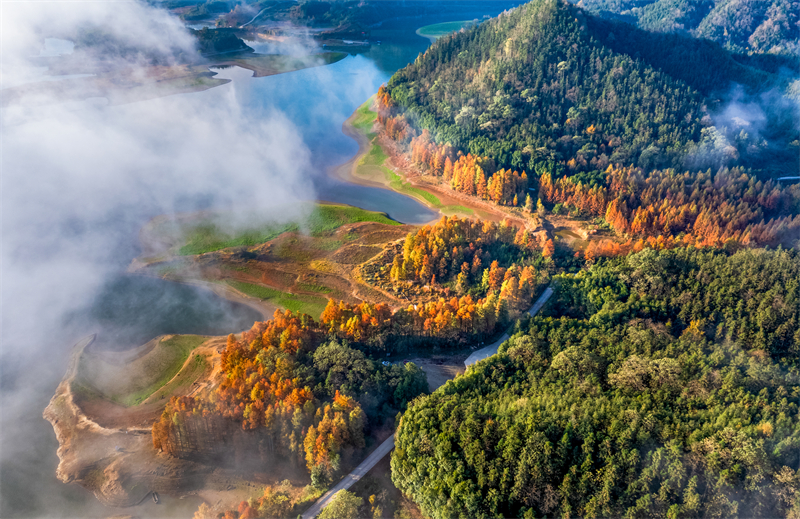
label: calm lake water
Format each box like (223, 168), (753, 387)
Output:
(2, 5), (523, 518)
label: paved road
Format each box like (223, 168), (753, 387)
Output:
(464, 285), (554, 366)
(301, 434), (396, 518)
(302, 284), (555, 517)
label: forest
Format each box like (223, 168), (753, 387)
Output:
(392, 247), (800, 518)
(378, 0), (799, 181)
(191, 27), (253, 55)
(539, 165), (800, 250)
(574, 0), (800, 55)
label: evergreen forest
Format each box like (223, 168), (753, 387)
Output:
(393, 247), (800, 519)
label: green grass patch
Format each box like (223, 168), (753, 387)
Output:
(315, 238), (344, 251)
(178, 203), (399, 256)
(121, 335), (207, 406)
(359, 142), (388, 167)
(440, 204), (475, 215)
(76, 335), (207, 407)
(147, 353), (208, 404)
(357, 142), (448, 208)
(298, 282), (333, 294)
(227, 281), (328, 318)
(417, 20), (477, 40)
(380, 165), (442, 207)
(352, 96), (378, 136)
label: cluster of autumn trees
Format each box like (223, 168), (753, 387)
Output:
(335, 217), (552, 349)
(322, 294), (513, 349)
(152, 310), (427, 485)
(410, 130), (530, 207)
(540, 165), (800, 249)
(392, 216), (548, 294)
(378, 88), (532, 208)
(392, 216), (543, 285)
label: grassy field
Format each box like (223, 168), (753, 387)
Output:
(227, 280), (329, 318)
(441, 204), (475, 215)
(416, 20), (477, 40)
(76, 335), (208, 407)
(145, 351), (208, 405)
(298, 282), (333, 293)
(351, 96), (378, 136)
(178, 203), (399, 256)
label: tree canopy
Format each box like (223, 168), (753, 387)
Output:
(380, 0), (798, 179)
(392, 247), (800, 518)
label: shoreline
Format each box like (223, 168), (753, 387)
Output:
(43, 334), (265, 515)
(334, 99), (534, 229)
(332, 99), (447, 223)
(331, 99), (397, 190)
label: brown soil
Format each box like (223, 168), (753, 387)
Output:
(134, 221), (413, 314)
(409, 352), (469, 392)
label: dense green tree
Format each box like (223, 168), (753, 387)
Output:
(392, 247), (800, 519)
(380, 0), (798, 179)
(578, 0), (800, 55)
(318, 490), (363, 519)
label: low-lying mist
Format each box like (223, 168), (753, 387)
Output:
(0, 1), (367, 516)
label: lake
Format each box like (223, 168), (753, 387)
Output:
(1, 4), (522, 517)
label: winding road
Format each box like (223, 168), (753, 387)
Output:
(464, 285), (554, 366)
(300, 285), (555, 518)
(239, 6), (269, 27)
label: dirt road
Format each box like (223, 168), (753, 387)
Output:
(464, 285), (554, 366)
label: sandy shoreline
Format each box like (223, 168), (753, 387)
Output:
(331, 102), (393, 190)
(331, 100), (446, 224)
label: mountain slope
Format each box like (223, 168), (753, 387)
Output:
(579, 0), (800, 55)
(383, 0), (798, 177)
(392, 247), (800, 519)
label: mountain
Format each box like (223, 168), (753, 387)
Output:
(576, 0), (800, 55)
(382, 0), (799, 178)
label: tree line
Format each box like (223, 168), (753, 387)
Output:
(539, 165), (800, 250)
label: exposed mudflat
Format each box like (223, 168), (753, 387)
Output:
(44, 334), (272, 515)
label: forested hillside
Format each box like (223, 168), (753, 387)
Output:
(344, 216), (551, 351)
(392, 247), (800, 518)
(153, 310), (428, 487)
(576, 0), (800, 55)
(380, 0), (798, 178)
